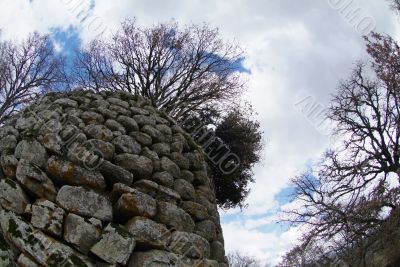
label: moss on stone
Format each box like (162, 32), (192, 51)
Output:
(8, 218), (22, 239)
(186, 135), (200, 151)
(119, 91), (134, 102)
(69, 254), (90, 267)
(48, 251), (67, 267)
(70, 90), (87, 98)
(0, 232), (10, 251)
(109, 223), (132, 239)
(3, 178), (17, 190)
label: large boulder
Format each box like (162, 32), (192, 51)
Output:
(155, 201), (195, 232)
(14, 140), (48, 168)
(99, 160), (134, 185)
(174, 179), (196, 201)
(56, 185), (113, 221)
(63, 213), (102, 254)
(15, 160), (57, 201)
(125, 216), (171, 249)
(0, 155), (18, 178)
(86, 139), (115, 161)
(84, 124), (113, 142)
(115, 191), (157, 220)
(115, 154), (153, 178)
(0, 178), (29, 214)
(194, 220), (217, 242)
(181, 201), (209, 222)
(90, 223), (135, 265)
(169, 231), (210, 259)
(127, 250), (181, 267)
(47, 156), (106, 190)
(112, 135), (141, 154)
(27, 199), (65, 237)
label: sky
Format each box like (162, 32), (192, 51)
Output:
(1, 0), (400, 265)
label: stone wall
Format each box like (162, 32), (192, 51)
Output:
(0, 90), (228, 267)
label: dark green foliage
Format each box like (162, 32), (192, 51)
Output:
(184, 104), (263, 209)
(212, 107), (263, 209)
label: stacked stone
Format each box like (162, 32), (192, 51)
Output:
(0, 90), (228, 267)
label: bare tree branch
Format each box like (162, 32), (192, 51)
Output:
(282, 33), (400, 266)
(0, 32), (66, 124)
(73, 20), (245, 119)
(227, 251), (264, 267)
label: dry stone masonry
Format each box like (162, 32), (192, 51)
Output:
(0, 90), (228, 267)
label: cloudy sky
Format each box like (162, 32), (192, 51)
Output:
(1, 0), (399, 264)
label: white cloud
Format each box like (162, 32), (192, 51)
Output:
(0, 0), (78, 39)
(52, 39), (63, 52)
(222, 219), (304, 265)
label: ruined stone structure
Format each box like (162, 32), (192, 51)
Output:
(0, 90), (227, 266)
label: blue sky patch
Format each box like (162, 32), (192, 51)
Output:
(50, 26), (81, 73)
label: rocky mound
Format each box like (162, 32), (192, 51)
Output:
(0, 90), (227, 266)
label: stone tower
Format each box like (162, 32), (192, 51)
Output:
(0, 90), (227, 266)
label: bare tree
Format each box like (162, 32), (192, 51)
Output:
(278, 241), (340, 267)
(227, 251), (263, 267)
(282, 32), (400, 266)
(74, 20), (262, 209)
(0, 32), (65, 124)
(74, 20), (245, 118)
(389, 0), (400, 13)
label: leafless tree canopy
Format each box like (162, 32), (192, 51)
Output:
(227, 251), (263, 267)
(277, 241), (341, 267)
(0, 32), (65, 124)
(73, 20), (262, 209)
(74, 20), (245, 119)
(389, 0), (400, 13)
(282, 32), (400, 265)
